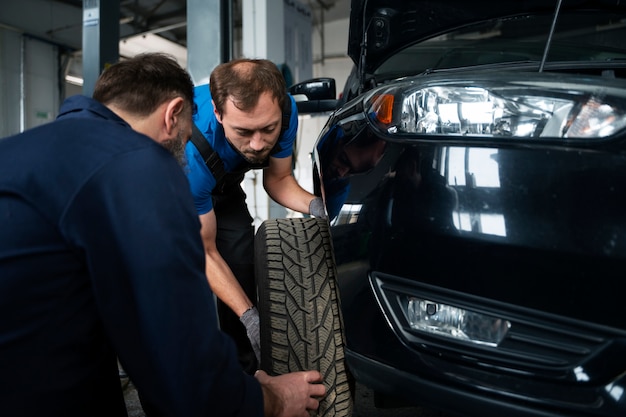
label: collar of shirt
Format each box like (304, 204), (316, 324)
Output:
(58, 95), (130, 129)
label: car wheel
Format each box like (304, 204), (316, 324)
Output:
(255, 217), (354, 416)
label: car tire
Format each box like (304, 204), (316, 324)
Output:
(255, 217), (354, 416)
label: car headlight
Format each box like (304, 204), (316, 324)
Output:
(367, 75), (626, 139)
(406, 297), (510, 347)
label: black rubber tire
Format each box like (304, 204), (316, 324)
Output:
(255, 217), (354, 416)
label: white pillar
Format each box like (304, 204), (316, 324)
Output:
(187, 0), (232, 86)
(242, 0), (284, 63)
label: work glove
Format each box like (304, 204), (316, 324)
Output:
(240, 306), (261, 363)
(309, 197), (328, 220)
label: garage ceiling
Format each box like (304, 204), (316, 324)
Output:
(49, 0), (351, 51)
(0, 0), (351, 82)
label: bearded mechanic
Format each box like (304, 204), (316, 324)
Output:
(185, 58), (327, 373)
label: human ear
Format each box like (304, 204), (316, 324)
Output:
(212, 99), (222, 124)
(165, 97), (186, 135)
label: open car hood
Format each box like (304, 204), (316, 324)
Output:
(348, 0), (626, 74)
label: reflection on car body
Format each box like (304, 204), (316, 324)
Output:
(316, 120), (387, 220)
(291, 1), (626, 416)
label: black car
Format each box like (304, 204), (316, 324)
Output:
(255, 1), (626, 416)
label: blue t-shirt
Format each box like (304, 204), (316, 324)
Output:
(185, 84), (298, 215)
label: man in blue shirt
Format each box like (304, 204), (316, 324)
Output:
(0, 53), (324, 417)
(185, 59), (326, 373)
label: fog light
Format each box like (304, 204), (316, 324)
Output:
(406, 297), (510, 346)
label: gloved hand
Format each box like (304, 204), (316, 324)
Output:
(309, 197), (327, 219)
(240, 306), (261, 363)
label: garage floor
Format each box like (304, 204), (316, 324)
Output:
(122, 377), (451, 417)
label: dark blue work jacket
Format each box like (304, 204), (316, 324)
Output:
(0, 95), (262, 417)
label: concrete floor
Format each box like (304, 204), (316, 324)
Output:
(122, 377), (451, 417)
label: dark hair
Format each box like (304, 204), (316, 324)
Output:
(209, 58), (287, 116)
(92, 53), (194, 117)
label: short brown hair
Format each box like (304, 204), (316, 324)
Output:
(93, 53), (194, 117)
(209, 58), (287, 116)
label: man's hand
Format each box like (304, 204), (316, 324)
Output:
(240, 306), (261, 363)
(255, 369), (326, 417)
(309, 197), (327, 219)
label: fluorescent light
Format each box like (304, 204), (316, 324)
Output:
(64, 33), (188, 87)
(120, 33), (187, 68)
(65, 74), (83, 86)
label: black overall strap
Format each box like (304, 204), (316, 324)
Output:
(190, 123), (227, 184)
(280, 94), (291, 136)
(272, 94), (292, 156)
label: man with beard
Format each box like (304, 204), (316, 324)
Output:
(0, 53), (324, 417)
(185, 59), (327, 374)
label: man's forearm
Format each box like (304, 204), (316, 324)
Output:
(204, 250), (253, 317)
(264, 174), (315, 214)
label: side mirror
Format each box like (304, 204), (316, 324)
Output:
(289, 77), (339, 114)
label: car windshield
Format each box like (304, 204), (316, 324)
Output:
(375, 11), (626, 79)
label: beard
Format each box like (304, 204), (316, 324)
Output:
(241, 150), (270, 165)
(224, 136), (272, 166)
(161, 130), (187, 167)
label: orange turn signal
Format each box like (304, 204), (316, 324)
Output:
(372, 94), (395, 125)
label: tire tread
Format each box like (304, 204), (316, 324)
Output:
(256, 218), (353, 417)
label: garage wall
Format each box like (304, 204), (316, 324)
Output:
(0, 27), (22, 138)
(296, 16), (353, 190)
(0, 0), (82, 138)
(22, 37), (61, 129)
(0, 28), (62, 138)
(312, 17), (352, 89)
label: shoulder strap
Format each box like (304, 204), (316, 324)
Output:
(280, 94), (291, 135)
(189, 123), (227, 184)
(271, 95), (292, 156)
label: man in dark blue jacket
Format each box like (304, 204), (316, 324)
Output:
(0, 52), (324, 417)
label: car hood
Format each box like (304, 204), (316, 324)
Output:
(348, 0), (626, 74)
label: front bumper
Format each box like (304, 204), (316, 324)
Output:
(346, 348), (626, 417)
